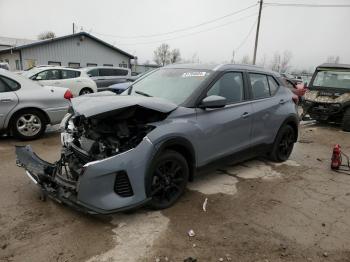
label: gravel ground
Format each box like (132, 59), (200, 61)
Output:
(1, 123), (350, 262)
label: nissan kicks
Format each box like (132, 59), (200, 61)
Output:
(16, 64), (299, 214)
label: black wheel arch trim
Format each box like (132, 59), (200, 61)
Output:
(151, 136), (196, 182)
(278, 114), (299, 142)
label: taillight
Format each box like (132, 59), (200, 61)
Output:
(292, 94), (299, 104)
(64, 90), (73, 100)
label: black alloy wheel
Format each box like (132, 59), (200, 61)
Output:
(147, 150), (189, 209)
(270, 125), (296, 162)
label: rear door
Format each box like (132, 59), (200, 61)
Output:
(195, 71), (253, 165)
(248, 73), (284, 146)
(0, 76), (19, 129)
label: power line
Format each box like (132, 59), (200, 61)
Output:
(235, 18), (258, 53)
(115, 12), (258, 46)
(93, 3), (257, 39)
(264, 2), (350, 7)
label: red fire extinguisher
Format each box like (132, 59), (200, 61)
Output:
(331, 144), (342, 170)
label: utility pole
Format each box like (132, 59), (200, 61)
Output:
(72, 23), (75, 34)
(253, 0), (263, 65)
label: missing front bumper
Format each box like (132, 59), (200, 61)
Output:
(15, 142), (153, 214)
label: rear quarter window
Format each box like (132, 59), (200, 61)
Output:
(0, 75), (21, 91)
(62, 70), (80, 79)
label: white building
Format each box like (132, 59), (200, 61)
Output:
(0, 32), (134, 71)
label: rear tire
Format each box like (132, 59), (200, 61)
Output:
(342, 108), (350, 132)
(11, 109), (46, 140)
(146, 150), (189, 210)
(79, 88), (93, 96)
(269, 125), (296, 162)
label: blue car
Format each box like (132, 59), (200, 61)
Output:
(107, 81), (132, 94)
(16, 64), (299, 214)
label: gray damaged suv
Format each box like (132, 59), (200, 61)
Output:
(16, 64), (299, 214)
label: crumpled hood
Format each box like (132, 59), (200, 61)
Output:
(71, 93), (178, 117)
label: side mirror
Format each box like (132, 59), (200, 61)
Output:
(199, 95), (227, 109)
(87, 73), (92, 77)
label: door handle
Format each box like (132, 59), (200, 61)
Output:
(0, 98), (13, 102)
(241, 112), (250, 119)
(279, 99), (286, 104)
(54, 82), (60, 84)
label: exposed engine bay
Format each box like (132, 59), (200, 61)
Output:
(60, 106), (168, 179)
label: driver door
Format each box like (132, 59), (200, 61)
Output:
(194, 71), (253, 166)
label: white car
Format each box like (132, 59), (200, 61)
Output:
(81, 66), (131, 90)
(22, 67), (97, 97)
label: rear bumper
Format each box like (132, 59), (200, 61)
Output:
(15, 138), (155, 214)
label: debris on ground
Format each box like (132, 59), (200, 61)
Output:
(298, 139), (314, 144)
(322, 223), (326, 227)
(184, 257), (197, 262)
(188, 229), (195, 237)
(202, 197), (208, 212)
(323, 252), (329, 257)
(219, 257), (224, 261)
(317, 158), (322, 162)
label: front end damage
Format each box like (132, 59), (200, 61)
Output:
(15, 95), (177, 214)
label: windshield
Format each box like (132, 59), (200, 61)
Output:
(312, 69), (350, 89)
(129, 68), (212, 105)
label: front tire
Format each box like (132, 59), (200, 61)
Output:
(11, 109), (46, 140)
(342, 108), (350, 132)
(146, 150), (189, 210)
(269, 125), (296, 162)
(79, 88), (93, 96)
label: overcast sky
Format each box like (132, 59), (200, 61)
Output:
(0, 0), (349, 71)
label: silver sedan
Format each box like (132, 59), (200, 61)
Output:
(0, 69), (70, 140)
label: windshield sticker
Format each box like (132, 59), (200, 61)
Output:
(182, 72), (207, 78)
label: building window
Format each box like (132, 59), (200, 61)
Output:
(48, 61), (61, 66)
(119, 62), (127, 68)
(87, 63), (97, 67)
(103, 64), (113, 67)
(68, 62), (80, 68)
(15, 60), (21, 70)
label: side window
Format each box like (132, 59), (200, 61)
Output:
(87, 69), (99, 77)
(62, 70), (80, 79)
(112, 69), (128, 76)
(99, 68), (113, 76)
(35, 70), (61, 80)
(207, 72), (244, 104)
(0, 77), (10, 92)
(0, 76), (20, 91)
(267, 76), (279, 95)
(249, 73), (270, 99)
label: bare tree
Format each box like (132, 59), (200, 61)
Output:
(270, 50), (292, 73)
(257, 53), (268, 67)
(37, 31), (56, 40)
(270, 52), (281, 72)
(241, 55), (251, 65)
(170, 49), (181, 64)
(326, 55), (340, 64)
(153, 43), (171, 66)
(280, 50), (292, 73)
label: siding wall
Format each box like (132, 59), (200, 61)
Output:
(20, 35), (131, 70)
